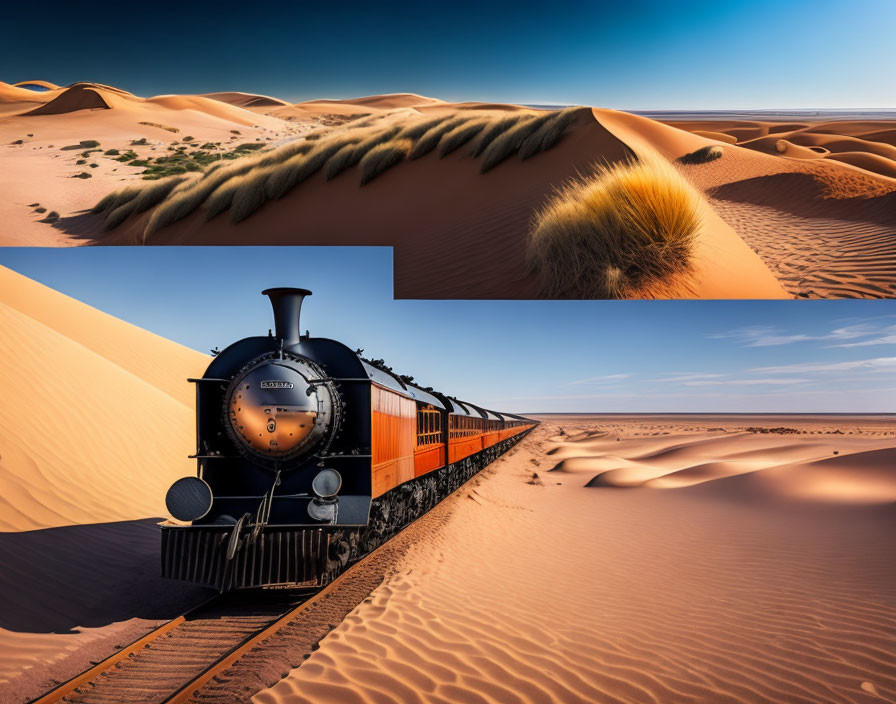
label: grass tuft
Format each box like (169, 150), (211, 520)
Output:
(518, 107), (582, 160)
(677, 145), (723, 165)
(323, 127), (400, 180)
(396, 115), (450, 140)
(409, 117), (468, 159)
(470, 114), (527, 157)
(480, 114), (552, 173)
(359, 139), (412, 185)
(526, 155), (701, 298)
(438, 119), (488, 157)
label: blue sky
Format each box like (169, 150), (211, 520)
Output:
(3, 0), (892, 109)
(2, 247), (894, 414)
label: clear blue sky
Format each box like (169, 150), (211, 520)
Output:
(2, 247), (894, 414)
(2, 0), (892, 109)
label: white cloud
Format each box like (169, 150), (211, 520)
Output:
(684, 378), (809, 386)
(751, 357), (896, 374)
(568, 373), (633, 385)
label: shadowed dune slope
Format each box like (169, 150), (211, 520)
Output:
(0, 266), (208, 531)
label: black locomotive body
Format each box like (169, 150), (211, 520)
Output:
(162, 288), (535, 590)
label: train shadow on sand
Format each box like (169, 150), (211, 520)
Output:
(0, 518), (213, 634)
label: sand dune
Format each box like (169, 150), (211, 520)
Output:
(544, 415), (896, 504)
(301, 93), (444, 109)
(1, 83), (894, 298)
(89, 106), (786, 299)
(253, 415), (896, 704)
(0, 266), (208, 531)
(203, 91), (291, 109)
(0, 270), (213, 701)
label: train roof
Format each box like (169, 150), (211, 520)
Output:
(359, 359), (531, 421)
(361, 360), (446, 409)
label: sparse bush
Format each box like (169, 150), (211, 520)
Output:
(470, 114), (528, 157)
(231, 167), (278, 223)
(104, 148), (120, 155)
(40, 211), (60, 223)
(518, 107), (582, 160)
(323, 127), (400, 180)
(139, 121), (178, 133)
(104, 199), (141, 230)
(80, 140), (100, 148)
(131, 176), (190, 215)
(677, 145), (723, 165)
(72, 172), (92, 179)
(359, 139), (412, 185)
(396, 115), (449, 140)
(205, 178), (243, 220)
(183, 136), (195, 142)
(481, 113), (552, 173)
(305, 132), (322, 141)
(409, 117), (468, 159)
(131, 137), (148, 145)
(76, 159), (87, 165)
(526, 155), (702, 298)
(264, 134), (362, 199)
(438, 119), (488, 157)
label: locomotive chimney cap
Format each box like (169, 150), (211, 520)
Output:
(262, 287), (312, 296)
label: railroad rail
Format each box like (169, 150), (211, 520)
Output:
(30, 588), (321, 704)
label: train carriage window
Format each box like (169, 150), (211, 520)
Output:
(416, 404), (442, 447)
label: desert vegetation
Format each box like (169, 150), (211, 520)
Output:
(677, 145), (723, 165)
(93, 106), (586, 238)
(527, 155), (702, 298)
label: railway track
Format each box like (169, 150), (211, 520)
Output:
(30, 588), (321, 704)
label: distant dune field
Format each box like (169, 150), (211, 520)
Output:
(254, 414), (896, 704)
(1, 82), (894, 298)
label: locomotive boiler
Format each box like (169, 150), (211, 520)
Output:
(162, 288), (535, 590)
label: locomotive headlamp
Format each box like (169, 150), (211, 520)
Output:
(311, 468), (342, 501)
(166, 476), (213, 522)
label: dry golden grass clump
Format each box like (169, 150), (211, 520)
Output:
(480, 113), (555, 172)
(527, 155), (702, 298)
(409, 116), (471, 159)
(359, 139), (412, 184)
(94, 106), (582, 238)
(518, 107), (584, 160)
(323, 127), (401, 180)
(470, 114), (528, 157)
(677, 145), (723, 165)
(438, 119), (489, 157)
(396, 115), (450, 140)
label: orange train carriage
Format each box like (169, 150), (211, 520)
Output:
(161, 288), (536, 590)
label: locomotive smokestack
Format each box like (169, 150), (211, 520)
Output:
(262, 287), (311, 345)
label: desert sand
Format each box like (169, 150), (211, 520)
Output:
(1, 275), (894, 702)
(253, 414), (896, 704)
(0, 266), (212, 702)
(2, 83), (894, 298)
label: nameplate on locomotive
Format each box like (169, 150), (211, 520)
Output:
(260, 381), (294, 389)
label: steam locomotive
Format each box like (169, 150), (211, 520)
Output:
(162, 288), (535, 590)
